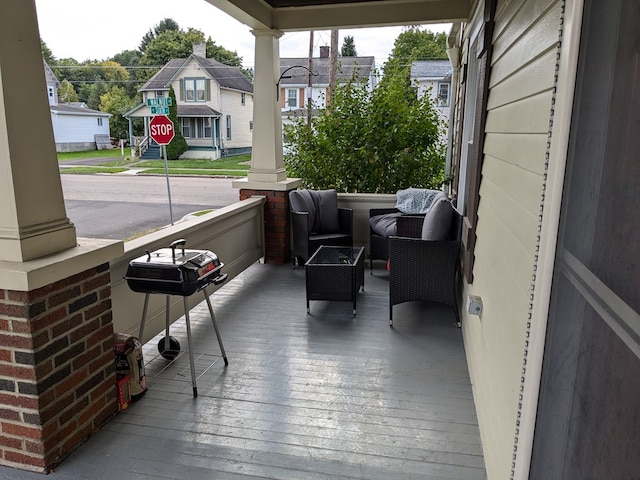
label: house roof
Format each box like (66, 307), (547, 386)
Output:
(178, 105), (222, 117)
(279, 56), (375, 86)
(43, 61), (60, 87)
(140, 55), (253, 94)
(50, 103), (111, 117)
(410, 60), (453, 80)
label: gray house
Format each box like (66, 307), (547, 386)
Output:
(44, 61), (112, 152)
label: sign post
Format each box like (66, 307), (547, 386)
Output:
(149, 115), (176, 225)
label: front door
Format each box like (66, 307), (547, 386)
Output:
(530, 0), (640, 477)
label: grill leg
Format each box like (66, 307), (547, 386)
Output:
(202, 287), (228, 366)
(138, 293), (151, 341)
(164, 296), (171, 352)
(183, 297), (198, 398)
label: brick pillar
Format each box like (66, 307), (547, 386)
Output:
(0, 263), (117, 473)
(239, 189), (291, 264)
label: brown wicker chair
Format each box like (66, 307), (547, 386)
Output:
(388, 205), (462, 326)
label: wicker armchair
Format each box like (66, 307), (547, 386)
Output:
(369, 208), (424, 273)
(290, 189), (353, 267)
(388, 205), (462, 326)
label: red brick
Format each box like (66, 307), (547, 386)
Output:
(6, 290), (30, 302)
(25, 440), (46, 455)
(47, 286), (81, 309)
(98, 287), (111, 301)
(59, 397), (88, 426)
(88, 352), (113, 377)
(69, 318), (100, 344)
(0, 333), (33, 349)
(71, 344), (101, 371)
(54, 370), (88, 398)
(3, 449), (46, 469)
(1, 421), (43, 439)
(86, 324), (113, 349)
(0, 349), (12, 362)
(0, 408), (20, 421)
(0, 303), (29, 318)
(51, 314), (83, 338)
(0, 434), (22, 449)
(31, 307), (67, 334)
(10, 319), (31, 334)
(0, 364), (35, 381)
(84, 301), (111, 323)
(0, 318), (9, 331)
(82, 274), (110, 295)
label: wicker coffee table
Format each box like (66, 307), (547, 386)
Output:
(305, 246), (365, 315)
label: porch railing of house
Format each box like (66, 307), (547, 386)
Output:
(109, 192), (397, 343)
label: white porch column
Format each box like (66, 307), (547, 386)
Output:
(0, 1), (76, 261)
(247, 29), (287, 183)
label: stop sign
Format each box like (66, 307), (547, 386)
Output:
(149, 115), (175, 145)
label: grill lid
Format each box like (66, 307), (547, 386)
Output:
(125, 239), (225, 296)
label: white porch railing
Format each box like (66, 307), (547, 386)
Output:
(110, 196), (265, 343)
(109, 192), (397, 344)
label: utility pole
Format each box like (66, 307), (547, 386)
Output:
(327, 29), (339, 108)
(307, 31), (314, 126)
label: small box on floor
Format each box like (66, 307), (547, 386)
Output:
(116, 374), (131, 411)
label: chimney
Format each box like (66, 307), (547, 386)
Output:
(319, 46), (330, 58)
(193, 42), (206, 57)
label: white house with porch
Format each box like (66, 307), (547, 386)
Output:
(125, 43), (253, 159)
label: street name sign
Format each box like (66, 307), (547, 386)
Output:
(146, 98), (172, 107)
(150, 106), (170, 115)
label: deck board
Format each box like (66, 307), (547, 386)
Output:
(0, 262), (485, 479)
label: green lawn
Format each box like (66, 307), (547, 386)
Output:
(58, 151), (251, 176)
(58, 149), (125, 161)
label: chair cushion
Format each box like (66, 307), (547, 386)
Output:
(369, 212), (402, 237)
(289, 189), (317, 232)
(421, 193), (453, 240)
(395, 188), (441, 214)
(289, 189), (339, 234)
(312, 189), (340, 233)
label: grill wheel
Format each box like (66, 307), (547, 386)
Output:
(157, 336), (181, 360)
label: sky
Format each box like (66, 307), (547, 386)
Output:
(34, 0), (451, 69)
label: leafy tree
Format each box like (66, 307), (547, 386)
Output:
(111, 50), (143, 98)
(41, 40), (55, 64)
(340, 35), (357, 56)
(58, 79), (79, 102)
(139, 17), (181, 52)
(284, 63), (445, 193)
(165, 85), (188, 160)
(99, 86), (137, 140)
(384, 27), (448, 75)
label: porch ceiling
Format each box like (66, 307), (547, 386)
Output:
(205, 0), (472, 31)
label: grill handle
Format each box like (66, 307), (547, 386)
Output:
(169, 239), (186, 263)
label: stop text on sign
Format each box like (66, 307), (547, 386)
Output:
(150, 123), (173, 136)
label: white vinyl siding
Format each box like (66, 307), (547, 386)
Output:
(458, 0), (563, 478)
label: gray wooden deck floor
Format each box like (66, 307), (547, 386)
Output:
(0, 262), (486, 479)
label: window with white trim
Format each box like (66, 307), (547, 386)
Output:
(241, 93), (246, 105)
(184, 78), (206, 102)
(287, 89), (298, 108)
(437, 82), (450, 106)
(226, 115), (232, 140)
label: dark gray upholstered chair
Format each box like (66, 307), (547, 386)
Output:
(289, 189), (353, 267)
(388, 196), (462, 326)
(369, 208), (424, 273)
(368, 189), (441, 274)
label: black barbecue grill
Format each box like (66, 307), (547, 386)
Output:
(125, 239), (228, 397)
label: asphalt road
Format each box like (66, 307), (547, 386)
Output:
(60, 174), (240, 240)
